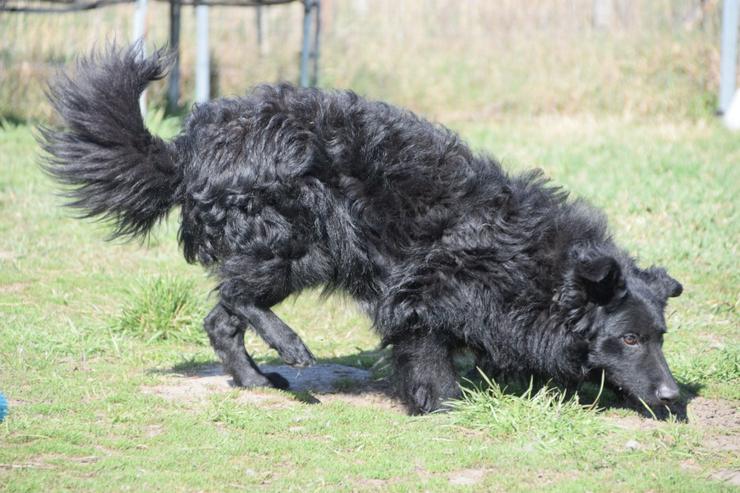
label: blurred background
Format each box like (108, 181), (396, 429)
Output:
(0, 0), (733, 124)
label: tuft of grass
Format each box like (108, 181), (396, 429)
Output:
(451, 372), (606, 447)
(143, 107), (182, 140)
(114, 276), (208, 345)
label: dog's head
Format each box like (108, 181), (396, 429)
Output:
(567, 247), (683, 409)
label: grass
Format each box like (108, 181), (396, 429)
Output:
(451, 373), (608, 445)
(1, 112), (738, 491)
(114, 276), (210, 345)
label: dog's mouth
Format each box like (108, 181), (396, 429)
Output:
(589, 370), (672, 410)
(609, 382), (682, 417)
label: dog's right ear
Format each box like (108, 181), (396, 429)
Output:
(572, 249), (626, 306)
(643, 266), (683, 300)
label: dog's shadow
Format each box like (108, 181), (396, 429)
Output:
(154, 349), (396, 406)
(153, 351), (703, 420)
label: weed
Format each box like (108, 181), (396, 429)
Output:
(451, 372), (606, 446)
(114, 276), (208, 345)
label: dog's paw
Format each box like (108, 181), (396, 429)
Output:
(406, 383), (446, 415)
(265, 372), (290, 390)
(233, 370), (289, 390)
(405, 381), (462, 415)
(279, 342), (316, 368)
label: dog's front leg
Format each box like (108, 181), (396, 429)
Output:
(204, 303), (289, 388)
(393, 332), (462, 414)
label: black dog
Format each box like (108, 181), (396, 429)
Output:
(42, 45), (683, 414)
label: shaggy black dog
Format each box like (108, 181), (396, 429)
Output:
(42, 45), (684, 414)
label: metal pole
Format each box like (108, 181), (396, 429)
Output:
(592, 0), (613, 30)
(256, 4), (269, 57)
(195, 1), (210, 103)
(167, 0), (182, 113)
(299, 0), (314, 87)
(310, 0), (320, 86)
(132, 0), (148, 116)
(719, 0), (739, 114)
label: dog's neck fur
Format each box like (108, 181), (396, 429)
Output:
(471, 183), (617, 384)
(476, 291), (598, 385)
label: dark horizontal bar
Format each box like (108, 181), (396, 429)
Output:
(0, 0), (296, 13)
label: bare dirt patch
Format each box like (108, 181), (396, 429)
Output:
(142, 363), (401, 411)
(0, 282), (27, 294)
(607, 397), (739, 431)
(354, 477), (399, 490)
(1, 454), (101, 471)
(320, 391), (404, 412)
(688, 397), (740, 429)
(608, 414), (661, 432)
(711, 469), (740, 487)
(447, 467), (489, 486)
(606, 396), (740, 461)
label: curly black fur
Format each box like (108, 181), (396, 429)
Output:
(42, 45), (684, 414)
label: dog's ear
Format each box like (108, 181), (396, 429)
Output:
(573, 251), (625, 305)
(645, 267), (683, 299)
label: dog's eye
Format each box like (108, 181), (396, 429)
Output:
(622, 334), (639, 346)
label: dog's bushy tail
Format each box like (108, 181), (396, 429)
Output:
(40, 44), (180, 239)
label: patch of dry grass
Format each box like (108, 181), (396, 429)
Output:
(0, 0), (729, 123)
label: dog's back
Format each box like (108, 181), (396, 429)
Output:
(175, 84), (516, 300)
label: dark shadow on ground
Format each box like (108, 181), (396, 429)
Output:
(151, 349), (396, 407)
(150, 348), (704, 420)
(0, 113), (30, 128)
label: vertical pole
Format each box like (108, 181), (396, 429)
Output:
(256, 4), (269, 57)
(310, 0), (320, 86)
(299, 0), (315, 87)
(167, 0), (182, 113)
(592, 0), (613, 29)
(195, 0), (210, 103)
(132, 0), (148, 116)
(719, 0), (739, 114)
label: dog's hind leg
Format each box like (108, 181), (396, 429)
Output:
(204, 303), (289, 389)
(234, 302), (316, 368)
(218, 278), (316, 368)
(393, 333), (462, 414)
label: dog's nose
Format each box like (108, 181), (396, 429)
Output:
(655, 383), (679, 403)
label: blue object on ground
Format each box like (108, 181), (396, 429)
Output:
(0, 392), (7, 422)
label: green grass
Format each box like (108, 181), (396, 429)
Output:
(114, 276), (210, 345)
(1, 115), (738, 491)
(452, 373), (608, 445)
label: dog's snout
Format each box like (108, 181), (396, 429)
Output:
(655, 383), (679, 403)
